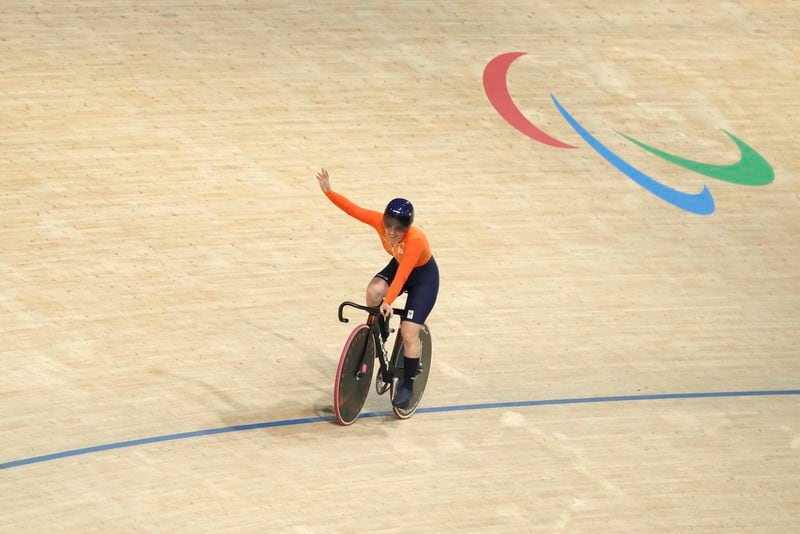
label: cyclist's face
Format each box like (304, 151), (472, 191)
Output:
(384, 221), (408, 244)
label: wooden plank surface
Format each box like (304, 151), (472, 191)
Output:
(1, 1), (798, 531)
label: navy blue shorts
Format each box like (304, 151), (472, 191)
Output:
(375, 256), (439, 325)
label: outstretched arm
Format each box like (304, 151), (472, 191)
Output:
(315, 168), (382, 226)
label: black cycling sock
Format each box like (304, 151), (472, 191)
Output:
(403, 356), (419, 387)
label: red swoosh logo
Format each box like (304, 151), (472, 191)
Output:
(483, 52), (576, 149)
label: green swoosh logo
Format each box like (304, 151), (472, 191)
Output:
(619, 130), (774, 186)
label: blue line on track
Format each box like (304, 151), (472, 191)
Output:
(3, 389), (798, 470)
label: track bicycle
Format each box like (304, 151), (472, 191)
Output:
(333, 301), (432, 425)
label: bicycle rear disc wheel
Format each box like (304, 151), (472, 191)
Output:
(390, 324), (432, 419)
(333, 325), (375, 425)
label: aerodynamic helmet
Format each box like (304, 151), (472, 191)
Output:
(383, 198), (414, 229)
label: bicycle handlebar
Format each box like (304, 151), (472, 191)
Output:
(338, 301), (406, 323)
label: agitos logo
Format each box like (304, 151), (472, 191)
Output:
(483, 52), (774, 215)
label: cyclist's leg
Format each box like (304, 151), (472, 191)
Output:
(392, 320), (422, 409)
(402, 256), (439, 333)
(366, 276), (388, 307)
(368, 258), (399, 306)
(400, 321), (422, 358)
(392, 258), (439, 408)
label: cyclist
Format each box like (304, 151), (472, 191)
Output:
(315, 168), (439, 409)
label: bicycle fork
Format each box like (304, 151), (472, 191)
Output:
(356, 317), (391, 379)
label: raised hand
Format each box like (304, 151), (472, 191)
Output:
(315, 168), (331, 193)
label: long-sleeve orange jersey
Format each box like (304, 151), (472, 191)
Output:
(325, 190), (433, 305)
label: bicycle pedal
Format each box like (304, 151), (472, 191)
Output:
(375, 374), (390, 395)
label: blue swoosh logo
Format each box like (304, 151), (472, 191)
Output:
(550, 94), (716, 215)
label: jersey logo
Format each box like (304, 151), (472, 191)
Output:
(394, 242), (405, 259)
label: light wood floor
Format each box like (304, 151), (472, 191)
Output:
(1, 1), (798, 532)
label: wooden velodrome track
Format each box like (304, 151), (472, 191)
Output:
(2, 1), (798, 531)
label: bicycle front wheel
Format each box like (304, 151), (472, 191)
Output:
(333, 324), (375, 425)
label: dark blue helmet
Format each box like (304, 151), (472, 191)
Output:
(383, 198), (414, 228)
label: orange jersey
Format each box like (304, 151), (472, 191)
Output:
(325, 190), (432, 305)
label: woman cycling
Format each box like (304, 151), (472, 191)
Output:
(315, 168), (439, 409)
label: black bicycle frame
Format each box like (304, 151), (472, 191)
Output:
(338, 301), (406, 380)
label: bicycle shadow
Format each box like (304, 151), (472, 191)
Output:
(311, 395), (398, 426)
(147, 366), (399, 431)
